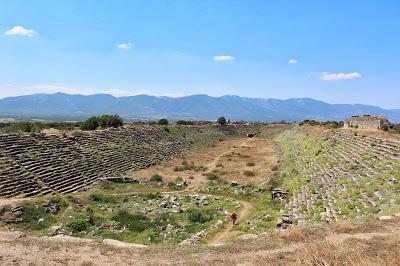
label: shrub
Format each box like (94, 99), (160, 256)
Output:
(86, 207), (95, 225)
(20, 204), (56, 230)
(150, 174), (163, 182)
(394, 124), (400, 133)
(0, 121), (47, 133)
(98, 115), (123, 128)
(246, 162), (255, 167)
(217, 116), (227, 126)
(271, 165), (279, 171)
(187, 208), (212, 223)
(80, 115), (123, 131)
(158, 119), (169, 125)
(176, 120), (194, 125)
(80, 117), (99, 131)
(112, 210), (151, 232)
(66, 217), (88, 233)
(204, 172), (220, 181)
(89, 193), (115, 203)
(243, 170), (255, 177)
(168, 181), (176, 188)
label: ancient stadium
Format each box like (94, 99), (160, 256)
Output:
(0, 117), (399, 265)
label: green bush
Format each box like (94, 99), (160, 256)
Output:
(217, 116), (227, 126)
(158, 119), (169, 125)
(187, 208), (212, 223)
(89, 193), (115, 203)
(66, 217), (88, 233)
(0, 121), (47, 133)
(150, 174), (163, 182)
(246, 162), (255, 167)
(98, 115), (123, 128)
(112, 210), (151, 232)
(243, 170), (256, 177)
(80, 117), (100, 131)
(394, 124), (400, 133)
(168, 181), (177, 188)
(176, 120), (194, 125)
(20, 204), (56, 230)
(80, 115), (123, 131)
(204, 172), (220, 181)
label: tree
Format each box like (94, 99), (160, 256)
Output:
(217, 116), (227, 126)
(176, 120), (194, 125)
(158, 118), (169, 125)
(80, 116), (100, 131)
(98, 115), (123, 128)
(80, 114), (123, 131)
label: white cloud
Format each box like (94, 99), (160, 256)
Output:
(214, 55), (235, 61)
(22, 85), (184, 98)
(4, 26), (37, 37)
(117, 42), (133, 50)
(320, 72), (361, 81)
(288, 58), (297, 64)
(30, 85), (96, 95)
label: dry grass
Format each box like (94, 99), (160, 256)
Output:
(278, 227), (306, 242)
(295, 236), (400, 266)
(1, 218), (400, 265)
(333, 222), (356, 233)
(128, 136), (279, 186)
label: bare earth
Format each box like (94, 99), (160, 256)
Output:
(129, 136), (279, 186)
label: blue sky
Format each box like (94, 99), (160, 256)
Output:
(0, 0), (399, 108)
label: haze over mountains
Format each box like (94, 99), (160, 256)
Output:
(0, 93), (399, 123)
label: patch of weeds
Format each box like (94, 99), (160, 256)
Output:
(271, 165), (279, 171)
(243, 170), (256, 177)
(66, 215), (88, 234)
(204, 172), (220, 181)
(168, 181), (177, 188)
(89, 193), (116, 203)
(150, 174), (163, 182)
(173, 161), (207, 172)
(186, 208), (212, 223)
(246, 162), (255, 167)
(19, 204), (57, 231)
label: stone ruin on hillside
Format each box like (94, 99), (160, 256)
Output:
(344, 115), (389, 130)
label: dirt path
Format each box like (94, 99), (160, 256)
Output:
(209, 200), (254, 246)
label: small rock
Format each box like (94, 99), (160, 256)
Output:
(379, 215), (393, 220)
(102, 239), (148, 249)
(0, 231), (25, 241)
(237, 234), (258, 240)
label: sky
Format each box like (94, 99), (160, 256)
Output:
(0, 0), (399, 108)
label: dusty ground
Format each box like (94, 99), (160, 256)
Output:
(128, 136), (279, 186)
(1, 218), (399, 265)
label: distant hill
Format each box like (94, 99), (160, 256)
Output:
(0, 93), (399, 123)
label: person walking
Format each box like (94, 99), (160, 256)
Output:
(230, 212), (237, 226)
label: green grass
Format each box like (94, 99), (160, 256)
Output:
(19, 204), (57, 231)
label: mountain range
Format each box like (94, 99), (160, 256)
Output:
(0, 93), (399, 123)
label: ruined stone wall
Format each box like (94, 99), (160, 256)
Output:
(344, 116), (387, 130)
(0, 125), (226, 197)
